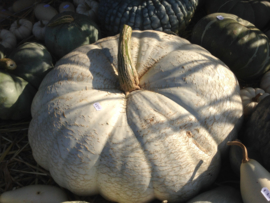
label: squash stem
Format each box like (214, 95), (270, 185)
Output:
(0, 58), (17, 70)
(252, 93), (263, 102)
(118, 24), (140, 95)
(47, 15), (74, 27)
(227, 140), (249, 163)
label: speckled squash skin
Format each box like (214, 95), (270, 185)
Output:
(28, 30), (243, 203)
(191, 13), (270, 81)
(0, 42), (53, 120)
(98, 0), (199, 36)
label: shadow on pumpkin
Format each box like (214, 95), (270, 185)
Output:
(190, 18), (270, 82)
(30, 31), (244, 203)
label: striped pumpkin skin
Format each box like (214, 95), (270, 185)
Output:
(98, 0), (199, 36)
(205, 0), (270, 30)
(191, 13), (270, 81)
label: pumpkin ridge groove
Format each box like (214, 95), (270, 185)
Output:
(219, 0), (237, 13)
(174, 0), (188, 30)
(151, 0), (165, 30)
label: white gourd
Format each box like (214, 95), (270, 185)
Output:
(76, 0), (98, 20)
(0, 185), (68, 203)
(9, 18), (33, 40)
(0, 29), (17, 49)
(240, 87), (269, 117)
(32, 20), (49, 40)
(28, 28), (243, 203)
(59, 2), (75, 13)
(260, 71), (270, 93)
(12, 0), (36, 13)
(34, 3), (58, 21)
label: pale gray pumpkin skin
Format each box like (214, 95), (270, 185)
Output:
(28, 30), (243, 203)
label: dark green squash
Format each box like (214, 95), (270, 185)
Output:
(244, 95), (270, 171)
(0, 42), (53, 120)
(44, 11), (100, 59)
(205, 0), (270, 30)
(98, 0), (199, 36)
(191, 12), (270, 81)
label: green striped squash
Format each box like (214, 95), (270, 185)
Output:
(191, 13), (270, 81)
(205, 0), (270, 30)
(0, 42), (53, 120)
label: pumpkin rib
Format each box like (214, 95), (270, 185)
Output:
(110, 1), (125, 34)
(174, 0), (189, 29)
(191, 13), (270, 80)
(222, 0), (239, 13)
(120, 1), (139, 31)
(146, 0), (162, 30)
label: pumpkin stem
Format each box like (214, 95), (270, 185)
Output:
(252, 93), (263, 102)
(118, 24), (140, 95)
(0, 58), (17, 70)
(47, 15), (74, 27)
(40, 20), (45, 27)
(227, 140), (249, 163)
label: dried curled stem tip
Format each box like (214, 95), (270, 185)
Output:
(47, 15), (74, 27)
(0, 58), (17, 70)
(252, 93), (263, 102)
(227, 140), (249, 163)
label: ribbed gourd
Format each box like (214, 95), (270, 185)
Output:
(28, 25), (243, 203)
(98, 0), (199, 36)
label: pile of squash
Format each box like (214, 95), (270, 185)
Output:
(1, 0), (270, 203)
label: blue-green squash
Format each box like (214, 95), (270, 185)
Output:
(0, 42), (53, 120)
(44, 11), (100, 59)
(98, 0), (199, 36)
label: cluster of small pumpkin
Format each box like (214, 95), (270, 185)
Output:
(1, 0), (270, 203)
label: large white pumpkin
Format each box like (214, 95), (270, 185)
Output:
(28, 28), (243, 203)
